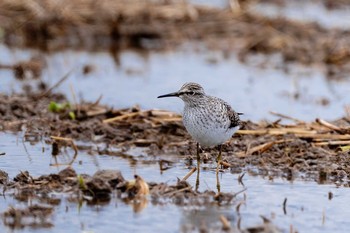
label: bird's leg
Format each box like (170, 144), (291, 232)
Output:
(216, 170), (221, 193)
(195, 142), (200, 191)
(216, 144), (222, 193)
(216, 144), (222, 172)
(196, 142), (200, 161)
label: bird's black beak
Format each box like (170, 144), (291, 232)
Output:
(157, 92), (180, 98)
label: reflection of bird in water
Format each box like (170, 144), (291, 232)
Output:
(182, 208), (281, 233)
(180, 206), (235, 232)
(158, 82), (242, 191)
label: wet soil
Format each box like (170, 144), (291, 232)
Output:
(1, 165), (283, 232)
(1, 88), (350, 185)
(0, 85), (349, 231)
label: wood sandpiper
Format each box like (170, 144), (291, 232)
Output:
(158, 82), (242, 190)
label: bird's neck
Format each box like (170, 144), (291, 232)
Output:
(184, 97), (208, 108)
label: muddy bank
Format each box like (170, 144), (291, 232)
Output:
(1, 166), (290, 233)
(2, 0), (350, 78)
(1, 88), (350, 185)
(1, 167), (254, 231)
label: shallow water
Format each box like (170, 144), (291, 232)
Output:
(250, 1), (350, 29)
(1, 133), (350, 233)
(1, 45), (350, 122)
(190, 0), (350, 29)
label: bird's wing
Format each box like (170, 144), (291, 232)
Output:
(223, 102), (241, 128)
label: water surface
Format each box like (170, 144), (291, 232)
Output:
(1, 45), (349, 122)
(1, 133), (349, 233)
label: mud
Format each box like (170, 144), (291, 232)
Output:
(0, 166), (248, 230)
(1, 65), (348, 233)
(1, 88), (350, 185)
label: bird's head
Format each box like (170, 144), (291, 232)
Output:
(157, 82), (205, 103)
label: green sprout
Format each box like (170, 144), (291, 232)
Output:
(48, 101), (75, 120)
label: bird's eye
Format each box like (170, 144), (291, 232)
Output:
(188, 91), (195, 95)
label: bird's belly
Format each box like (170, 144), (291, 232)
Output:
(185, 121), (239, 148)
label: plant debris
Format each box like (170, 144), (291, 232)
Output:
(0, 166), (243, 229)
(1, 89), (350, 184)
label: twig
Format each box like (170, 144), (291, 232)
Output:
(315, 118), (345, 133)
(103, 111), (144, 124)
(296, 133), (350, 140)
(219, 215), (231, 231)
(68, 141), (78, 165)
(312, 140), (350, 146)
(232, 187), (247, 198)
(229, 0), (241, 15)
(50, 136), (73, 141)
(181, 167), (197, 181)
(151, 117), (182, 124)
(150, 109), (180, 118)
(219, 160), (231, 167)
(19, 171), (34, 183)
(238, 172), (245, 186)
(36, 70), (72, 99)
(237, 128), (317, 135)
(236, 140), (290, 157)
(269, 111), (304, 124)
(70, 84), (80, 116)
(91, 95), (103, 107)
(283, 197), (287, 215)
(164, 186), (192, 196)
(260, 215), (271, 223)
(237, 217), (241, 231)
(21, 132), (32, 162)
(86, 107), (108, 117)
(168, 141), (191, 147)
(236, 200), (245, 214)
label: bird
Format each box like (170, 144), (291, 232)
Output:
(157, 82), (242, 181)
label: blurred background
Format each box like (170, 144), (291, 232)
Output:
(1, 0), (350, 121)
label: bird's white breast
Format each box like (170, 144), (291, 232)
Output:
(188, 124), (239, 148)
(183, 107), (239, 148)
